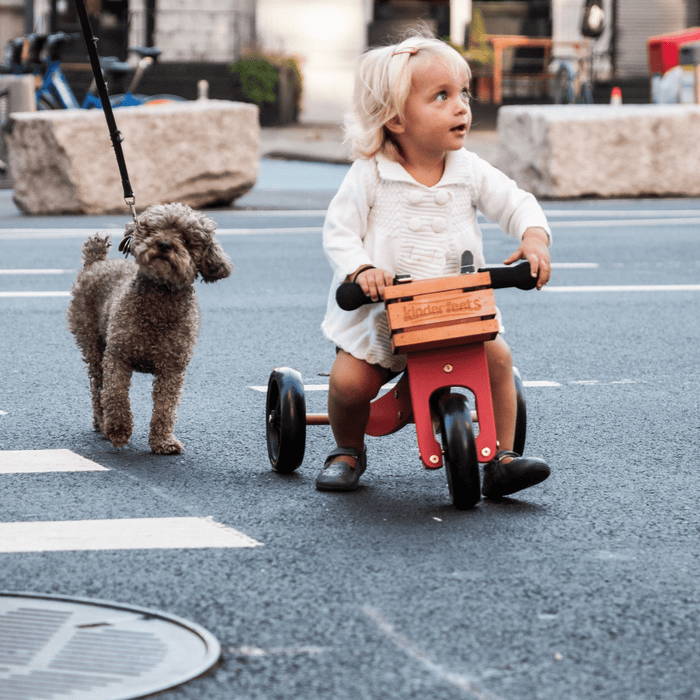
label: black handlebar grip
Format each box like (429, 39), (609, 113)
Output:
(480, 260), (537, 290)
(335, 260), (537, 311)
(336, 282), (374, 311)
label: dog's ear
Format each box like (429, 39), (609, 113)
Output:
(199, 237), (234, 283)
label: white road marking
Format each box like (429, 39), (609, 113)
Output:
(227, 209), (327, 217)
(0, 291), (70, 297)
(228, 646), (329, 657)
(0, 269), (75, 274)
(2, 211), (700, 240)
(251, 380), (561, 393)
(217, 227), (322, 236)
(550, 262), (598, 268)
(539, 209), (700, 218)
(0, 227), (325, 239)
(363, 605), (504, 700)
(544, 284), (700, 292)
(480, 217), (700, 230)
(0, 516), (263, 552)
(0, 449), (108, 474)
(250, 378), (646, 392)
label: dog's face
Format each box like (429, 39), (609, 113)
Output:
(127, 203), (233, 287)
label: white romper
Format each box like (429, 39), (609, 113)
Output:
(321, 148), (551, 372)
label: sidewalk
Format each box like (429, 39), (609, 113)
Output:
(258, 121), (500, 167)
(0, 118), (501, 200)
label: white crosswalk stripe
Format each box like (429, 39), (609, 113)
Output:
(0, 449), (108, 474)
(0, 517), (263, 553)
(0, 450), (264, 551)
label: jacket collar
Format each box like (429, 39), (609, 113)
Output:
(376, 148), (469, 188)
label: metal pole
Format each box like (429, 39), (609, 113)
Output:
(25, 0), (35, 34)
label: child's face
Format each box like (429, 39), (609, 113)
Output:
(389, 57), (471, 161)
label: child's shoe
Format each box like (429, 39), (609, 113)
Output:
(316, 447), (367, 491)
(482, 450), (550, 499)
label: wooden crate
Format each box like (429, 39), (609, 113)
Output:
(385, 273), (499, 354)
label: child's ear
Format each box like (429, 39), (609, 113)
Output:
(385, 115), (405, 134)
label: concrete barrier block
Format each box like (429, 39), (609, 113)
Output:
(6, 99), (259, 215)
(496, 104), (700, 198)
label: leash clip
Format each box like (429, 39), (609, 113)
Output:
(118, 196), (137, 257)
(126, 196), (137, 223)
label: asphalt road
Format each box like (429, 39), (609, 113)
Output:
(1, 162), (700, 700)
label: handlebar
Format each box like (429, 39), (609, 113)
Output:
(335, 260), (537, 311)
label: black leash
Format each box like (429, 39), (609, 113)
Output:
(73, 0), (136, 255)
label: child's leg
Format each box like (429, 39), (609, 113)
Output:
(482, 335), (550, 498)
(327, 349), (387, 463)
(484, 335), (516, 452)
(316, 349), (389, 491)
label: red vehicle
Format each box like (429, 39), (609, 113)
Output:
(265, 257), (536, 510)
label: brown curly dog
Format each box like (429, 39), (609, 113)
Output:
(67, 202), (233, 454)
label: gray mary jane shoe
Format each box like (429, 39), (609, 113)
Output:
(315, 446), (367, 492)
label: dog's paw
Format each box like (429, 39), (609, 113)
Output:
(104, 420), (132, 448)
(150, 436), (184, 455)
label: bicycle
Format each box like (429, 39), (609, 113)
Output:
(33, 32), (176, 111)
(550, 40), (598, 104)
(264, 255), (537, 510)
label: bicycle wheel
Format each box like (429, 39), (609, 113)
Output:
(0, 88), (9, 174)
(579, 81), (594, 105)
(438, 394), (480, 510)
(37, 94), (60, 110)
(552, 62), (575, 104)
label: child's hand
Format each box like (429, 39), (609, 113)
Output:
(503, 227), (551, 290)
(352, 266), (394, 302)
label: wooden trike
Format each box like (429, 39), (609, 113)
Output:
(265, 256), (536, 509)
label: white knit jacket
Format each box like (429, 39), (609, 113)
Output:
(321, 148), (552, 371)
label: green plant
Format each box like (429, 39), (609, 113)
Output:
(230, 57), (280, 104)
(447, 9), (495, 70)
(230, 54), (303, 109)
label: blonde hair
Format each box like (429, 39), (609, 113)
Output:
(347, 34), (471, 162)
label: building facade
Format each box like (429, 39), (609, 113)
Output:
(2, 0), (699, 121)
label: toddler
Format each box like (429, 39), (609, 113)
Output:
(318, 35), (551, 498)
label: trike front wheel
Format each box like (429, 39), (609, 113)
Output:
(513, 367), (527, 457)
(438, 394), (480, 510)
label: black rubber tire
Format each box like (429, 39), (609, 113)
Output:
(37, 94), (59, 110)
(266, 367), (306, 473)
(512, 367), (527, 457)
(553, 63), (575, 104)
(438, 394), (480, 510)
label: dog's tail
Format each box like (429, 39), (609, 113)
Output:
(81, 234), (111, 268)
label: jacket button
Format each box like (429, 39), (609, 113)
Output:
(407, 190), (422, 205)
(408, 217), (422, 231)
(431, 218), (447, 233)
(435, 190), (450, 205)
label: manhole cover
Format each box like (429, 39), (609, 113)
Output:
(0, 592), (220, 700)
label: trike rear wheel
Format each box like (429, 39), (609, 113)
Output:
(438, 394), (480, 510)
(266, 367), (306, 473)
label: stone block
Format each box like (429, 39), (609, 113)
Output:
(496, 104), (700, 198)
(6, 99), (259, 215)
